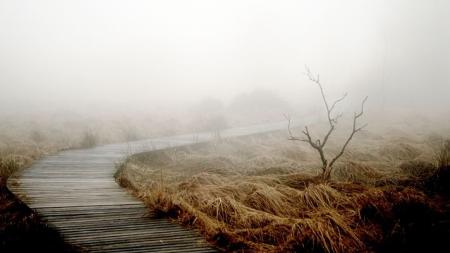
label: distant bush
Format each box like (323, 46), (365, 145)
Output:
(30, 130), (46, 144)
(228, 89), (291, 124)
(79, 131), (97, 148)
(188, 98), (228, 136)
(122, 126), (140, 142)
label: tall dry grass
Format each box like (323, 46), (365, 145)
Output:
(116, 127), (450, 252)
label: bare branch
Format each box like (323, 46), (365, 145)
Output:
(329, 93), (348, 113)
(355, 123), (368, 133)
(329, 97), (368, 168)
(355, 96), (368, 119)
(331, 112), (344, 124)
(304, 66), (349, 130)
(321, 125), (335, 148)
(305, 66), (330, 112)
(284, 114), (307, 141)
(288, 67), (368, 180)
(284, 113), (294, 138)
(301, 126), (328, 169)
(302, 126), (315, 146)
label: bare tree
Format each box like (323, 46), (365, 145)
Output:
(286, 66), (368, 180)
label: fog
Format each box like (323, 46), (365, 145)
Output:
(0, 0), (449, 119)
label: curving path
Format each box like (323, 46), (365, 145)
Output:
(8, 122), (288, 252)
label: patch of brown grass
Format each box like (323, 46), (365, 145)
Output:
(399, 160), (436, 179)
(333, 162), (383, 185)
(117, 130), (450, 252)
(0, 156), (20, 178)
(139, 180), (364, 252)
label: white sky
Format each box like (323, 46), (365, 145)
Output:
(0, 0), (449, 113)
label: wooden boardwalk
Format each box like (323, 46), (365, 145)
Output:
(8, 123), (286, 252)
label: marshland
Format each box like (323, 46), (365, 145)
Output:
(1, 0), (450, 252)
(115, 107), (450, 253)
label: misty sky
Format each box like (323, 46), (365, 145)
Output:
(0, 0), (449, 114)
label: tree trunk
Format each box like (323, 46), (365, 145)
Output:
(321, 166), (332, 181)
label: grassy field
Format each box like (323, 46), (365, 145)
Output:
(116, 122), (450, 252)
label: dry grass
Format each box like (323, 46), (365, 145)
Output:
(0, 156), (20, 179)
(429, 137), (450, 168)
(135, 180), (364, 252)
(117, 127), (450, 252)
(399, 160), (436, 179)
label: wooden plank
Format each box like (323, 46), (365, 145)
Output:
(7, 122), (287, 252)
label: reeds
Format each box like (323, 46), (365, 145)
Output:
(117, 128), (449, 252)
(0, 156), (19, 179)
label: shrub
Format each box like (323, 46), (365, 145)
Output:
(79, 131), (97, 148)
(0, 156), (20, 179)
(30, 130), (46, 144)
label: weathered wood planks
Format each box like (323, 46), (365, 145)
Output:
(8, 122), (287, 252)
